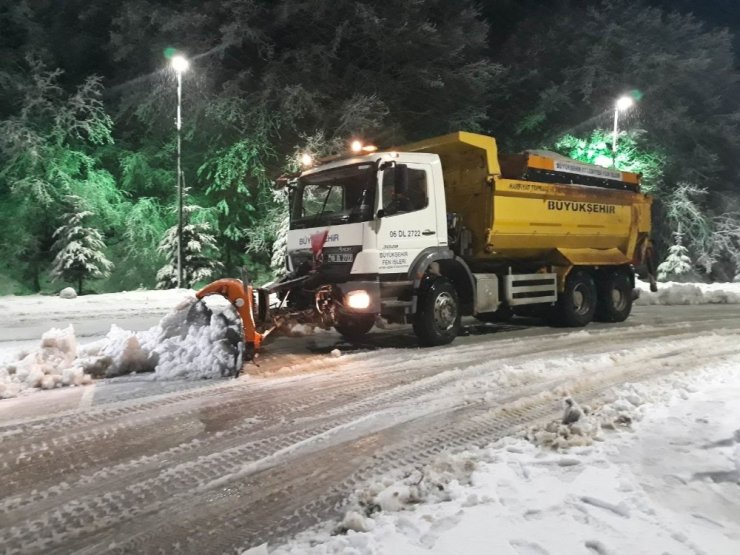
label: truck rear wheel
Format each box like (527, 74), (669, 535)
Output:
(595, 271), (633, 322)
(413, 276), (461, 346)
(334, 314), (375, 341)
(550, 270), (597, 327)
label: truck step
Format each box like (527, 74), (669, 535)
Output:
(381, 300), (414, 308)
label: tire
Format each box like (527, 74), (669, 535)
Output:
(595, 271), (633, 322)
(334, 314), (375, 341)
(413, 276), (461, 346)
(550, 270), (597, 327)
(474, 304), (513, 323)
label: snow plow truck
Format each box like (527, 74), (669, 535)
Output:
(197, 132), (655, 360)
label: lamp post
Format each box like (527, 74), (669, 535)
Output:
(612, 95), (634, 167)
(171, 54), (189, 288)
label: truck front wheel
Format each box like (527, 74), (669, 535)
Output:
(595, 271), (633, 322)
(550, 270), (597, 327)
(335, 314), (375, 341)
(413, 277), (461, 346)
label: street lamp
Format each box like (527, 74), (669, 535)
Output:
(612, 95), (634, 167)
(171, 54), (189, 288)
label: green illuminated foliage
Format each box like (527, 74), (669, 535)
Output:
(0, 57), (119, 291)
(554, 129), (666, 193)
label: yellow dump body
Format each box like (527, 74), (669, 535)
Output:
(401, 131), (652, 268)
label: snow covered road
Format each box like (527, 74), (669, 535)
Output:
(1, 304), (740, 554)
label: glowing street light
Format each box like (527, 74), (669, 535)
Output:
(612, 95), (634, 167)
(171, 54), (189, 288)
(300, 152), (314, 167)
(171, 54), (189, 74)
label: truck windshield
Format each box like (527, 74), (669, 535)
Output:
(290, 163), (376, 229)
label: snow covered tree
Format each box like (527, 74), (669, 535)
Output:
(243, 189), (289, 280)
(156, 203), (222, 289)
(50, 196), (113, 293)
(657, 229), (693, 282)
(661, 183), (714, 271)
(0, 56), (118, 291)
(705, 212), (740, 281)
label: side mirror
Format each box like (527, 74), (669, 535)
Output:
(274, 176), (289, 189)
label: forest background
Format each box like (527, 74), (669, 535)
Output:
(2, 0), (740, 294)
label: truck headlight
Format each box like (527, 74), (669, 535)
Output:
(345, 290), (371, 310)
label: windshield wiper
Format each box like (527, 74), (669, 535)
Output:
(312, 185), (335, 227)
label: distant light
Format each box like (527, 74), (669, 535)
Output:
(594, 154), (613, 168)
(346, 290), (371, 310)
(616, 96), (634, 111)
(171, 55), (190, 74)
(300, 152), (313, 167)
(351, 140), (363, 153)
(361, 145), (378, 153)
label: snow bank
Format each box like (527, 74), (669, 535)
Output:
(0, 326), (92, 399)
(636, 279), (740, 305)
(0, 288), (196, 319)
(270, 362), (740, 555)
(1, 296), (243, 399)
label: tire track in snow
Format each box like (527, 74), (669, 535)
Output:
(0, 322), (716, 503)
(96, 339), (740, 554)
(3, 327), (740, 554)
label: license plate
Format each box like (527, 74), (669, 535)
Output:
(327, 253), (354, 263)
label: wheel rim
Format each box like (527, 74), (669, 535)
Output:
(572, 283), (591, 315)
(434, 292), (457, 331)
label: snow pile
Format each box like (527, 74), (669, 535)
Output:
(82, 296), (244, 380)
(1, 296), (243, 398)
(146, 298), (244, 380)
(636, 279), (740, 305)
(337, 454), (478, 535)
(58, 287), (77, 299)
(0, 326), (92, 399)
(271, 363), (740, 555)
(526, 391), (640, 450)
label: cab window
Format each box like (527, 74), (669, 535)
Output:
(382, 168), (428, 216)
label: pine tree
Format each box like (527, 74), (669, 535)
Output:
(156, 203), (222, 289)
(657, 230), (693, 282)
(0, 57), (117, 291)
(50, 196), (113, 293)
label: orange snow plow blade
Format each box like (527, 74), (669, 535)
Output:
(196, 278), (264, 357)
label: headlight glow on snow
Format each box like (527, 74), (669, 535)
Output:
(346, 290), (371, 310)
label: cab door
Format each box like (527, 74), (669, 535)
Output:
(375, 162), (440, 275)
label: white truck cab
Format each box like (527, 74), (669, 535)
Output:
(286, 152), (446, 278)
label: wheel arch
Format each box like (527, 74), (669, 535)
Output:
(408, 248), (475, 315)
